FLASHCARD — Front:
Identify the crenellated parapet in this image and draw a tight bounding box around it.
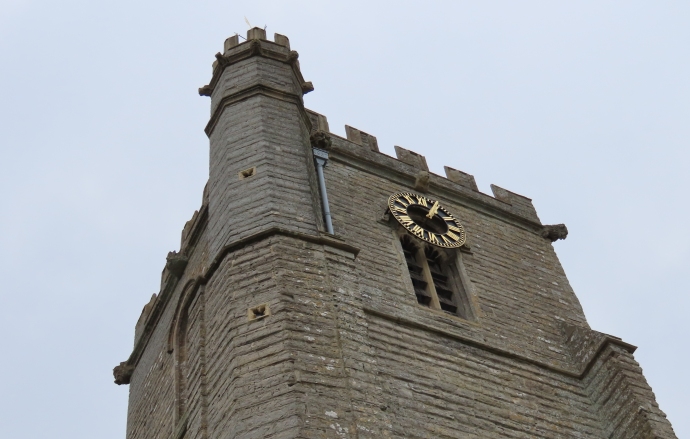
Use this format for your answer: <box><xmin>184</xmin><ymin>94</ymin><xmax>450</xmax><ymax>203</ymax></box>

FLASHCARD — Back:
<box><xmin>199</xmin><ymin>28</ymin><xmax>313</xmax><ymax>99</ymax></box>
<box><xmin>302</xmin><ymin>109</ymin><xmax>556</xmax><ymax>233</ymax></box>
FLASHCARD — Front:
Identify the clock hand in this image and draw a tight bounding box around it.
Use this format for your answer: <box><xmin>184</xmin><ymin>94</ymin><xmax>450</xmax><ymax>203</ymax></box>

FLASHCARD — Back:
<box><xmin>426</xmin><ymin>201</ymin><xmax>440</xmax><ymax>219</ymax></box>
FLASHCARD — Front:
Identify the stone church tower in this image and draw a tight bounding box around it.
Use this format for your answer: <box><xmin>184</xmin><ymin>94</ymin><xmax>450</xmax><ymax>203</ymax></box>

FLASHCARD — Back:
<box><xmin>114</xmin><ymin>29</ymin><xmax>677</xmax><ymax>439</ymax></box>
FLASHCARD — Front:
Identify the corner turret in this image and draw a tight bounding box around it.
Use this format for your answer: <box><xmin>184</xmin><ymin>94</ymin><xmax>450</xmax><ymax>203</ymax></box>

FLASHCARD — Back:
<box><xmin>198</xmin><ymin>29</ymin><xmax>325</xmax><ymax>257</ymax></box>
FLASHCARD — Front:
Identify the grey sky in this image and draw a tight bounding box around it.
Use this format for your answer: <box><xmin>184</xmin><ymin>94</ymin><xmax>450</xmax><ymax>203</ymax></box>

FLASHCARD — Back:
<box><xmin>1</xmin><ymin>1</ymin><xmax>687</xmax><ymax>437</ymax></box>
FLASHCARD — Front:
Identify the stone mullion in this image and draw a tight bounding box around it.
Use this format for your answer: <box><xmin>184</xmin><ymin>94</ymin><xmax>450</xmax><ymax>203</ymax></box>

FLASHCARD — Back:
<box><xmin>415</xmin><ymin>245</ymin><xmax>441</xmax><ymax>311</ymax></box>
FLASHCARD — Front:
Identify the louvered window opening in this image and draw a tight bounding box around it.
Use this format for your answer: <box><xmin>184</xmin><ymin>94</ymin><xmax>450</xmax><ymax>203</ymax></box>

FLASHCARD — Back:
<box><xmin>401</xmin><ymin>236</ymin><xmax>460</xmax><ymax>316</ymax></box>
<box><xmin>426</xmin><ymin>248</ymin><xmax>458</xmax><ymax>314</ymax></box>
<box><xmin>402</xmin><ymin>244</ymin><xmax>431</xmax><ymax>306</ymax></box>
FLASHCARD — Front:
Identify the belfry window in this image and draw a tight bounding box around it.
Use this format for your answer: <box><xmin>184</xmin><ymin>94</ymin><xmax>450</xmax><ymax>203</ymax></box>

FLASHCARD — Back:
<box><xmin>400</xmin><ymin>234</ymin><xmax>469</xmax><ymax>318</ymax></box>
<box><xmin>401</xmin><ymin>237</ymin><xmax>432</xmax><ymax>306</ymax></box>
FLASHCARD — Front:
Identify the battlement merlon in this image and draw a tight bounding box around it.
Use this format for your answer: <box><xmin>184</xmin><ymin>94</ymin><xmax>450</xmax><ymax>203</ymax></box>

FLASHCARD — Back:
<box><xmin>345</xmin><ymin>125</ymin><xmax>379</xmax><ymax>152</ymax></box>
<box><xmin>490</xmin><ymin>184</ymin><xmax>541</xmax><ymax>223</ymax></box>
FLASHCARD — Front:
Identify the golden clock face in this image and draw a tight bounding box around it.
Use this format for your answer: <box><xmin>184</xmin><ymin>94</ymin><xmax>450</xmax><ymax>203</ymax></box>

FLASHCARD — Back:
<box><xmin>388</xmin><ymin>192</ymin><xmax>466</xmax><ymax>248</ymax></box>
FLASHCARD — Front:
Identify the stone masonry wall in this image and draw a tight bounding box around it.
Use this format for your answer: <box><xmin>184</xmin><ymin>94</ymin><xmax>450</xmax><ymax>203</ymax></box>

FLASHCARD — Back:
<box><xmin>118</xmin><ymin>30</ymin><xmax>676</xmax><ymax>439</ymax></box>
<box><xmin>314</xmin><ymin>126</ymin><xmax>676</xmax><ymax>438</ymax></box>
<box><xmin>324</xmin><ymin>136</ymin><xmax>586</xmax><ymax>367</ymax></box>
<box><xmin>125</xmin><ymin>215</ymin><xmax>209</xmax><ymax>438</ymax></box>
<box><xmin>207</xmin><ymin>94</ymin><xmax>320</xmax><ymax>257</ymax></box>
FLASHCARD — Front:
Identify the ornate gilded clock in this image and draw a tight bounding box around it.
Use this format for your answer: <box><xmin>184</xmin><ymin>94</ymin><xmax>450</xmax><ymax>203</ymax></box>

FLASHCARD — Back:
<box><xmin>388</xmin><ymin>192</ymin><xmax>466</xmax><ymax>248</ymax></box>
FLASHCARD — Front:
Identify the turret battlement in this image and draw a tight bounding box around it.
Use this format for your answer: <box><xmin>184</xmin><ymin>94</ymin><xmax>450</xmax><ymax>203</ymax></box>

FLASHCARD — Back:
<box><xmin>199</xmin><ymin>28</ymin><xmax>313</xmax><ymax>101</ymax></box>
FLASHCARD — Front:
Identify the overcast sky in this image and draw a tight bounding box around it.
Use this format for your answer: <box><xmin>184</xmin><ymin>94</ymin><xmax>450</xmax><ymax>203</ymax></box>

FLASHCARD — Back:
<box><xmin>1</xmin><ymin>1</ymin><xmax>688</xmax><ymax>437</ymax></box>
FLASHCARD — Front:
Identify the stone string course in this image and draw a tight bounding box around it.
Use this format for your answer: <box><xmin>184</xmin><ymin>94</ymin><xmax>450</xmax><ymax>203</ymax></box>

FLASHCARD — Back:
<box><xmin>116</xmin><ymin>28</ymin><xmax>677</xmax><ymax>439</ymax></box>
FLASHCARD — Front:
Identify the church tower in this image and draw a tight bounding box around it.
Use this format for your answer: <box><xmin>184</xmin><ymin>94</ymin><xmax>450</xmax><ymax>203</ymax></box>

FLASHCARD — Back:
<box><xmin>114</xmin><ymin>29</ymin><xmax>677</xmax><ymax>439</ymax></box>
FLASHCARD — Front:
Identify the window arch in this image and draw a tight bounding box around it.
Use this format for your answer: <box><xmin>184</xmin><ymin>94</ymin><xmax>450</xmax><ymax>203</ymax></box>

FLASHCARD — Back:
<box><xmin>168</xmin><ymin>281</ymin><xmax>208</xmax><ymax>433</ymax></box>
<box><xmin>399</xmin><ymin>233</ymin><xmax>473</xmax><ymax>319</ymax></box>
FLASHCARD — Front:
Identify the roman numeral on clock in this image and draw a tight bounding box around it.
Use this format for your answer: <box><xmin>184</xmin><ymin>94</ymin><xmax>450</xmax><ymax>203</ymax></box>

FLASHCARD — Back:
<box><xmin>398</xmin><ymin>215</ymin><xmax>414</xmax><ymax>225</ymax></box>
<box><xmin>410</xmin><ymin>224</ymin><xmax>424</xmax><ymax>237</ymax></box>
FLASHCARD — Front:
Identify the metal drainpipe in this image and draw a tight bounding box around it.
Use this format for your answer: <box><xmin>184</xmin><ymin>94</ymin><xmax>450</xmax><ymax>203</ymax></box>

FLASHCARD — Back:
<box><xmin>312</xmin><ymin>148</ymin><xmax>334</xmax><ymax>234</ymax></box>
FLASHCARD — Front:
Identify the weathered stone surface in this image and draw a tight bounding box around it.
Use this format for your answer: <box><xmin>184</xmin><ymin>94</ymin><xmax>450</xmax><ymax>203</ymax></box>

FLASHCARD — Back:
<box><xmin>542</xmin><ymin>223</ymin><xmax>569</xmax><ymax>241</ymax></box>
<box><xmin>113</xmin><ymin>362</ymin><xmax>134</xmax><ymax>385</ymax></box>
<box><xmin>246</xmin><ymin>27</ymin><xmax>266</xmax><ymax>41</ymax></box>
<box><xmin>394</xmin><ymin>145</ymin><xmax>429</xmax><ymax>171</ymax></box>
<box><xmin>345</xmin><ymin>125</ymin><xmax>379</xmax><ymax>152</ymax></box>
<box><xmin>413</xmin><ymin>170</ymin><xmax>430</xmax><ymax>192</ymax></box>
<box><xmin>444</xmin><ymin>165</ymin><xmax>479</xmax><ymax>191</ymax></box>
<box><xmin>165</xmin><ymin>251</ymin><xmax>188</xmax><ymax>277</ymax></box>
<box><xmin>223</xmin><ymin>35</ymin><xmax>239</xmax><ymax>54</ymax></box>
<box><xmin>309</xmin><ymin>130</ymin><xmax>331</xmax><ymax>150</ymax></box>
<box><xmin>491</xmin><ymin>184</ymin><xmax>541</xmax><ymax>223</ymax></box>
<box><xmin>306</xmin><ymin>109</ymin><xmax>329</xmax><ymax>133</ymax></box>
<box><xmin>117</xmin><ymin>30</ymin><xmax>677</xmax><ymax>439</ymax></box>
<box><xmin>133</xmin><ymin>294</ymin><xmax>157</xmax><ymax>346</ymax></box>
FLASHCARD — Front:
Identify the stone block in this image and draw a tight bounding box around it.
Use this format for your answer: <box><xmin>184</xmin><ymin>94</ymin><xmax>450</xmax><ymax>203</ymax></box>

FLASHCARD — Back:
<box><xmin>444</xmin><ymin>166</ymin><xmax>478</xmax><ymax>191</ymax></box>
<box><xmin>223</xmin><ymin>35</ymin><xmax>239</xmax><ymax>53</ymax></box>
<box><xmin>490</xmin><ymin>184</ymin><xmax>540</xmax><ymax>223</ymax></box>
<box><xmin>345</xmin><ymin>125</ymin><xmax>379</xmax><ymax>152</ymax></box>
<box><xmin>274</xmin><ymin>33</ymin><xmax>290</xmax><ymax>49</ymax></box>
<box><xmin>247</xmin><ymin>27</ymin><xmax>266</xmax><ymax>40</ymax></box>
<box><xmin>306</xmin><ymin>109</ymin><xmax>329</xmax><ymax>132</ymax></box>
<box><xmin>394</xmin><ymin>145</ymin><xmax>429</xmax><ymax>171</ymax></box>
